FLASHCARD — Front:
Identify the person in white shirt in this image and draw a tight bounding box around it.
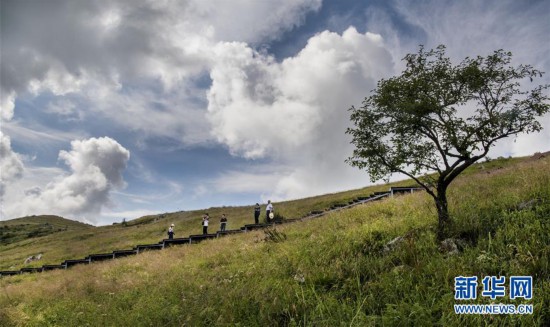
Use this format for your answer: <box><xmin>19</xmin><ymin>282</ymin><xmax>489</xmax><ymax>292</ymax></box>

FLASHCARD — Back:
<box><xmin>167</xmin><ymin>224</ymin><xmax>175</xmax><ymax>239</ymax></box>
<box><xmin>202</xmin><ymin>214</ymin><xmax>210</xmax><ymax>235</ymax></box>
<box><xmin>266</xmin><ymin>200</ymin><xmax>274</xmax><ymax>223</ymax></box>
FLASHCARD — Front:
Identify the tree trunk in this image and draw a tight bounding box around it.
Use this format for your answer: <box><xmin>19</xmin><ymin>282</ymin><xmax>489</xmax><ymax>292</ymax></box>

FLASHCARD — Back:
<box><xmin>435</xmin><ymin>186</ymin><xmax>450</xmax><ymax>241</ymax></box>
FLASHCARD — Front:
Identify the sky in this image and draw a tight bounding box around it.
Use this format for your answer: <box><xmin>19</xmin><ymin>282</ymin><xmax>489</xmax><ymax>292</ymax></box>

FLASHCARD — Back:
<box><xmin>1</xmin><ymin>0</ymin><xmax>549</xmax><ymax>225</ymax></box>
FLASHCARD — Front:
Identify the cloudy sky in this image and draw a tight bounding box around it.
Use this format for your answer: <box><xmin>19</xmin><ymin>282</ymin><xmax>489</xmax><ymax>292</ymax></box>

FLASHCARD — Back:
<box><xmin>1</xmin><ymin>0</ymin><xmax>549</xmax><ymax>225</ymax></box>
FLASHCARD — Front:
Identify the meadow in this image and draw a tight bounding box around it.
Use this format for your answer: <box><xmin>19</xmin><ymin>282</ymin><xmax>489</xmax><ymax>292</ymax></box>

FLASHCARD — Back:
<box><xmin>0</xmin><ymin>180</ymin><xmax>402</xmax><ymax>271</ymax></box>
<box><xmin>0</xmin><ymin>215</ymin><xmax>93</xmax><ymax>246</ymax></box>
<box><xmin>0</xmin><ymin>154</ymin><xmax>548</xmax><ymax>326</ymax></box>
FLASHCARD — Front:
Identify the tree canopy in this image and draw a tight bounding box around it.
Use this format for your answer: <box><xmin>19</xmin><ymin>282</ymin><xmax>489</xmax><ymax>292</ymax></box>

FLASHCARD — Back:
<box><xmin>347</xmin><ymin>45</ymin><xmax>549</xmax><ymax>239</ymax></box>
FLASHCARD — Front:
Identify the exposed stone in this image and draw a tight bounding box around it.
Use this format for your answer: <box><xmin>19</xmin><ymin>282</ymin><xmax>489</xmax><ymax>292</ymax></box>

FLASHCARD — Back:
<box><xmin>293</xmin><ymin>273</ymin><xmax>305</xmax><ymax>283</ymax></box>
<box><xmin>23</xmin><ymin>253</ymin><xmax>43</xmax><ymax>264</ymax></box>
<box><xmin>516</xmin><ymin>198</ymin><xmax>541</xmax><ymax>211</ymax></box>
<box><xmin>439</xmin><ymin>238</ymin><xmax>459</xmax><ymax>256</ymax></box>
<box><xmin>383</xmin><ymin>236</ymin><xmax>404</xmax><ymax>253</ymax></box>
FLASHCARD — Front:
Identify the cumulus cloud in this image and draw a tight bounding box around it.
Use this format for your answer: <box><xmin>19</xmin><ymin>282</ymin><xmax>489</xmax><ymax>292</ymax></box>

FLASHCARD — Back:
<box><xmin>2</xmin><ymin>137</ymin><xmax>130</xmax><ymax>223</ymax></box>
<box><xmin>0</xmin><ymin>131</ymin><xmax>24</xmax><ymax>199</ymax></box>
<box><xmin>2</xmin><ymin>0</ymin><xmax>548</xmax><ymax>218</ymax></box>
<box><xmin>190</xmin><ymin>0</ymin><xmax>321</xmax><ymax>44</ymax></box>
<box><xmin>207</xmin><ymin>27</ymin><xmax>395</xmax><ymax>199</ymax></box>
<box><xmin>0</xmin><ymin>0</ymin><xmax>324</xmax><ymax>156</ymax></box>
<box><xmin>0</xmin><ymin>0</ymin><xmax>322</xmax><ymax>221</ymax></box>
<box><xmin>0</xmin><ymin>91</ymin><xmax>16</xmax><ymax>121</ymax></box>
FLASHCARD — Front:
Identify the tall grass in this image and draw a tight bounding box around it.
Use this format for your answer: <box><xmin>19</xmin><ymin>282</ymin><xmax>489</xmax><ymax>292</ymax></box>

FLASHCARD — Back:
<box><xmin>1</xmin><ymin>156</ymin><xmax>548</xmax><ymax>326</ymax></box>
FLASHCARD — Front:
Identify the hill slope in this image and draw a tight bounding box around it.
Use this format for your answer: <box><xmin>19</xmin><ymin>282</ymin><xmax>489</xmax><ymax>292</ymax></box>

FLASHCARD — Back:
<box><xmin>0</xmin><ymin>156</ymin><xmax>527</xmax><ymax>272</ymax></box>
<box><xmin>0</xmin><ymin>180</ymin><xmax>410</xmax><ymax>271</ymax></box>
<box><xmin>0</xmin><ymin>155</ymin><xmax>549</xmax><ymax>326</ymax></box>
<box><xmin>0</xmin><ymin>215</ymin><xmax>93</xmax><ymax>246</ymax></box>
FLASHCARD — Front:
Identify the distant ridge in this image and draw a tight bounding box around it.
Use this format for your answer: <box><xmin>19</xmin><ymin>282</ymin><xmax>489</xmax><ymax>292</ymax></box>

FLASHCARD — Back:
<box><xmin>0</xmin><ymin>215</ymin><xmax>93</xmax><ymax>245</ymax></box>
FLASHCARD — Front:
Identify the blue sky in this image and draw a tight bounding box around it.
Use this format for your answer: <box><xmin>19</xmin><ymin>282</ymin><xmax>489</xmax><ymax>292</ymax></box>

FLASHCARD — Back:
<box><xmin>1</xmin><ymin>0</ymin><xmax>549</xmax><ymax>225</ymax></box>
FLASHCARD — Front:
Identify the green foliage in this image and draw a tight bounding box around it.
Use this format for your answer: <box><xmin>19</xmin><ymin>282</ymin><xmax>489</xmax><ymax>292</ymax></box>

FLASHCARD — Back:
<box><xmin>347</xmin><ymin>45</ymin><xmax>549</xmax><ymax>183</ymax></box>
<box><xmin>347</xmin><ymin>45</ymin><xmax>550</xmax><ymax>239</ymax></box>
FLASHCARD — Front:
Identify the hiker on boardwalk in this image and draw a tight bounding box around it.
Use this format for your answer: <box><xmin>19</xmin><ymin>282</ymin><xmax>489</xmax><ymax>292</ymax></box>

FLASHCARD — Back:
<box><xmin>220</xmin><ymin>214</ymin><xmax>227</xmax><ymax>232</ymax></box>
<box><xmin>202</xmin><ymin>213</ymin><xmax>210</xmax><ymax>235</ymax></box>
<box><xmin>266</xmin><ymin>200</ymin><xmax>274</xmax><ymax>223</ymax></box>
<box><xmin>167</xmin><ymin>224</ymin><xmax>175</xmax><ymax>239</ymax></box>
<box><xmin>254</xmin><ymin>203</ymin><xmax>261</xmax><ymax>224</ymax></box>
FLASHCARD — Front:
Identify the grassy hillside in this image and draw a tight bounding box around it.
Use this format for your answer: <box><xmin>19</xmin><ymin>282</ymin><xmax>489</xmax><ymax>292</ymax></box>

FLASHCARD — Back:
<box><xmin>0</xmin><ymin>154</ymin><xmax>549</xmax><ymax>326</ymax></box>
<box><xmin>0</xmin><ymin>215</ymin><xmax>93</xmax><ymax>246</ymax></box>
<box><xmin>0</xmin><ymin>179</ymin><xmax>413</xmax><ymax>271</ymax></box>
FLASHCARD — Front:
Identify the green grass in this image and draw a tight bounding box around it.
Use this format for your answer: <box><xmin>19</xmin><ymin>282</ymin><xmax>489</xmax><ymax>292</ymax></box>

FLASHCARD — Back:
<box><xmin>0</xmin><ymin>175</ymin><xmax>418</xmax><ymax>271</ymax></box>
<box><xmin>0</xmin><ymin>155</ymin><xmax>548</xmax><ymax>326</ymax></box>
<box><xmin>0</xmin><ymin>215</ymin><xmax>93</xmax><ymax>246</ymax></box>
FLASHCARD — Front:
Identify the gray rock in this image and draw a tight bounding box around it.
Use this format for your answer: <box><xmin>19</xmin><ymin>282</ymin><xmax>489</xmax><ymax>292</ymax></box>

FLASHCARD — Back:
<box><xmin>517</xmin><ymin>198</ymin><xmax>541</xmax><ymax>211</ymax></box>
<box><xmin>440</xmin><ymin>238</ymin><xmax>459</xmax><ymax>256</ymax></box>
<box><xmin>23</xmin><ymin>253</ymin><xmax>43</xmax><ymax>264</ymax></box>
<box><xmin>383</xmin><ymin>236</ymin><xmax>404</xmax><ymax>253</ymax></box>
<box><xmin>24</xmin><ymin>256</ymin><xmax>34</xmax><ymax>264</ymax></box>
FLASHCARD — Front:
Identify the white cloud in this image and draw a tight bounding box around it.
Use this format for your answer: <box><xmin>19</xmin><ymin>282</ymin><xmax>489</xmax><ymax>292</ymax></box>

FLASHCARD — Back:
<box><xmin>207</xmin><ymin>27</ymin><xmax>394</xmax><ymax>200</ymax></box>
<box><xmin>0</xmin><ymin>91</ymin><xmax>16</xmax><ymax>121</ymax></box>
<box><xmin>2</xmin><ymin>0</ymin><xmax>548</xmax><ymax>218</ymax></box>
<box><xmin>46</xmin><ymin>99</ymin><xmax>83</xmax><ymax>121</ymax></box>
<box><xmin>0</xmin><ymin>0</ymin><xmax>323</xmax><ymax>221</ymax></box>
<box><xmin>192</xmin><ymin>0</ymin><xmax>322</xmax><ymax>44</ymax></box>
<box><xmin>114</xmin><ymin>180</ymin><xmax>184</xmax><ymax>205</ymax></box>
<box><xmin>1</xmin><ymin>137</ymin><xmax>130</xmax><ymax>223</ymax></box>
<box><xmin>392</xmin><ymin>0</ymin><xmax>549</xmax><ymax>64</ymax></box>
<box><xmin>1</xmin><ymin>0</ymin><xmax>323</xmax><ymax>152</ymax></box>
<box><xmin>95</xmin><ymin>207</ymin><xmax>162</xmax><ymax>226</ymax></box>
<box><xmin>87</xmin><ymin>83</ymin><xmax>214</xmax><ymax>146</ymax></box>
<box><xmin>0</xmin><ymin>131</ymin><xmax>24</xmax><ymax>200</ymax></box>
<box><xmin>1</xmin><ymin>120</ymin><xmax>87</xmax><ymax>148</ymax></box>
<box><xmin>193</xmin><ymin>185</ymin><xmax>209</xmax><ymax>198</ymax></box>
<box><xmin>212</xmin><ymin>168</ymin><xmax>288</xmax><ymax>194</ymax></box>
<box><xmin>100</xmin><ymin>209</ymin><xmax>159</xmax><ymax>219</ymax></box>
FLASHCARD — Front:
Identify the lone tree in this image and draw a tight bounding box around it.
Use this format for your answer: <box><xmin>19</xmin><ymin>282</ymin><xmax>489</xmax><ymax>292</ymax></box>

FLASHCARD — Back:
<box><xmin>346</xmin><ymin>45</ymin><xmax>549</xmax><ymax>240</ymax></box>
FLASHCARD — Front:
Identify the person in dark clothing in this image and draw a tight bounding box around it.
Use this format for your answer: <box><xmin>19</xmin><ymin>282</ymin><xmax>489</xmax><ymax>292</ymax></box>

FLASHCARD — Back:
<box><xmin>202</xmin><ymin>213</ymin><xmax>209</xmax><ymax>235</ymax></box>
<box><xmin>254</xmin><ymin>203</ymin><xmax>261</xmax><ymax>224</ymax></box>
<box><xmin>220</xmin><ymin>214</ymin><xmax>227</xmax><ymax>232</ymax></box>
<box><xmin>167</xmin><ymin>224</ymin><xmax>175</xmax><ymax>239</ymax></box>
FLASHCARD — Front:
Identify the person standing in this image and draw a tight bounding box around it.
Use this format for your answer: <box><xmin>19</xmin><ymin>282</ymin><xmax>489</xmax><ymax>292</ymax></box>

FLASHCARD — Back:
<box><xmin>202</xmin><ymin>213</ymin><xmax>209</xmax><ymax>235</ymax></box>
<box><xmin>254</xmin><ymin>203</ymin><xmax>261</xmax><ymax>224</ymax></box>
<box><xmin>167</xmin><ymin>224</ymin><xmax>175</xmax><ymax>239</ymax></box>
<box><xmin>266</xmin><ymin>200</ymin><xmax>274</xmax><ymax>223</ymax></box>
<box><xmin>220</xmin><ymin>214</ymin><xmax>227</xmax><ymax>232</ymax></box>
